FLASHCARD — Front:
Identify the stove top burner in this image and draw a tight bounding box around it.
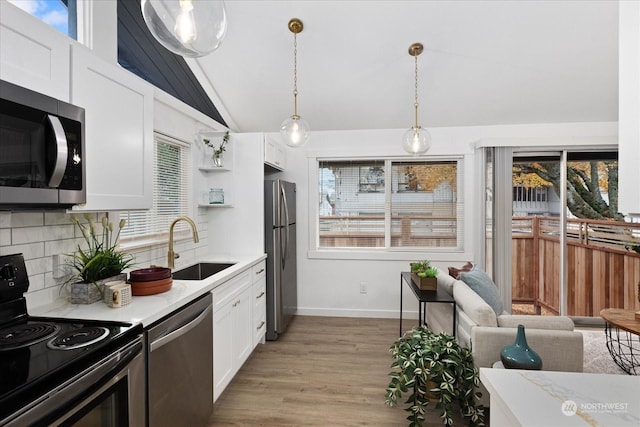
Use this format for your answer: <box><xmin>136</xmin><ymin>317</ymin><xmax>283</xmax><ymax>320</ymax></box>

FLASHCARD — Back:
<box><xmin>47</xmin><ymin>326</ymin><xmax>110</xmax><ymax>350</ymax></box>
<box><xmin>0</xmin><ymin>322</ymin><xmax>59</xmax><ymax>351</ymax></box>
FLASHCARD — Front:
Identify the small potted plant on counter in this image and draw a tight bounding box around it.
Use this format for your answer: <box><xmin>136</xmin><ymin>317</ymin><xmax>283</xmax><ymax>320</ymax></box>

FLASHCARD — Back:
<box><xmin>410</xmin><ymin>260</ymin><xmax>439</xmax><ymax>290</ymax></box>
<box><xmin>65</xmin><ymin>213</ymin><xmax>134</xmax><ymax>304</ymax></box>
<box><xmin>385</xmin><ymin>326</ymin><xmax>485</xmax><ymax>426</ymax></box>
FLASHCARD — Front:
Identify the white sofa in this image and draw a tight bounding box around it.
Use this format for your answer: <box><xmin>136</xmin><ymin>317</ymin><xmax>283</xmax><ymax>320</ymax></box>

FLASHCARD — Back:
<box><xmin>425</xmin><ymin>267</ymin><xmax>584</xmax><ymax>406</ymax></box>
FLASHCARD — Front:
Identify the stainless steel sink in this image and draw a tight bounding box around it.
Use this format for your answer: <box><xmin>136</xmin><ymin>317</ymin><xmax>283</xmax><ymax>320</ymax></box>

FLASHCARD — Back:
<box><xmin>172</xmin><ymin>263</ymin><xmax>235</xmax><ymax>280</ymax></box>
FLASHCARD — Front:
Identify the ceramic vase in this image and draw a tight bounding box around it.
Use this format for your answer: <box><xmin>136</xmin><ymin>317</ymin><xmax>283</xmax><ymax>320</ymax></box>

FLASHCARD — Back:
<box><xmin>500</xmin><ymin>324</ymin><xmax>542</xmax><ymax>370</ymax></box>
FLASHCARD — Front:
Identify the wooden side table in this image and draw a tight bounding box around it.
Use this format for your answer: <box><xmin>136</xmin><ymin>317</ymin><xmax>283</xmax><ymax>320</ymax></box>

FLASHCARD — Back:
<box><xmin>600</xmin><ymin>308</ymin><xmax>640</xmax><ymax>375</ymax></box>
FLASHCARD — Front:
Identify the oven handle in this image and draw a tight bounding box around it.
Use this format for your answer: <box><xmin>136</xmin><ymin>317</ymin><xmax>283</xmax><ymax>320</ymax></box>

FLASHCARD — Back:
<box><xmin>150</xmin><ymin>304</ymin><xmax>212</xmax><ymax>353</ymax></box>
<box><xmin>46</xmin><ymin>114</ymin><xmax>68</xmax><ymax>188</ymax></box>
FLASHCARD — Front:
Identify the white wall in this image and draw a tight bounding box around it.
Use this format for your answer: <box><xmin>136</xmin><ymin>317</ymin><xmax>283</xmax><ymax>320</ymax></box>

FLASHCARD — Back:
<box><xmin>281</xmin><ymin>122</ymin><xmax>617</xmax><ymax>319</ymax></box>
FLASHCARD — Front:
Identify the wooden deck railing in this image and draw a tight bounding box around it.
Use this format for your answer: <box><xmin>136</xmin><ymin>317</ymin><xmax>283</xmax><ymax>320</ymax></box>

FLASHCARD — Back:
<box><xmin>512</xmin><ymin>216</ymin><xmax>640</xmax><ymax>316</ymax></box>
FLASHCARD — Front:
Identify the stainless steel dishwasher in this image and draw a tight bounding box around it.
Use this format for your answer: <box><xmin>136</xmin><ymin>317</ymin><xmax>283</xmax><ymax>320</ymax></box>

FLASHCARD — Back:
<box><xmin>146</xmin><ymin>293</ymin><xmax>213</xmax><ymax>427</ymax></box>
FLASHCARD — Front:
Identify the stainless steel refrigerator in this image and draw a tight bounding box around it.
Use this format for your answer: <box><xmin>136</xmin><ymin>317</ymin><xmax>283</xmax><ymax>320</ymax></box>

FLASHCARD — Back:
<box><xmin>264</xmin><ymin>180</ymin><xmax>297</xmax><ymax>340</ymax></box>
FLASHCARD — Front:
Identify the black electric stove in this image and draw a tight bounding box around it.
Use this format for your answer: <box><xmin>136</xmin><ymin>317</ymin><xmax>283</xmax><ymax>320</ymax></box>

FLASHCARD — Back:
<box><xmin>0</xmin><ymin>253</ymin><xmax>142</xmax><ymax>425</ymax></box>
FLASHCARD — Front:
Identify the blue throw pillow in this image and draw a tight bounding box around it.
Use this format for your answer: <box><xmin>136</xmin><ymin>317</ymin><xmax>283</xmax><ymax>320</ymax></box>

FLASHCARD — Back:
<box><xmin>460</xmin><ymin>266</ymin><xmax>504</xmax><ymax>315</ymax></box>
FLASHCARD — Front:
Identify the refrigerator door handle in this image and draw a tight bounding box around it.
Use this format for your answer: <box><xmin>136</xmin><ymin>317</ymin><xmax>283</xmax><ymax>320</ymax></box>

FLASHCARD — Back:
<box><xmin>280</xmin><ymin>184</ymin><xmax>290</xmax><ymax>269</ymax></box>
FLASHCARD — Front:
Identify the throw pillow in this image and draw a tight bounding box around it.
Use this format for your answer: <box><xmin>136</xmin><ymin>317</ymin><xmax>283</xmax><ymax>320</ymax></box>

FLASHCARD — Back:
<box><xmin>459</xmin><ymin>266</ymin><xmax>504</xmax><ymax>315</ymax></box>
<box><xmin>448</xmin><ymin>262</ymin><xmax>473</xmax><ymax>280</ymax></box>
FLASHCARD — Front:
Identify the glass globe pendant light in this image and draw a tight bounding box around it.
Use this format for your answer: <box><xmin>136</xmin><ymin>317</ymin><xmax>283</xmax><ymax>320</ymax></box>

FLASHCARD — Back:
<box><xmin>402</xmin><ymin>42</ymin><xmax>431</xmax><ymax>155</ymax></box>
<box><xmin>280</xmin><ymin>18</ymin><xmax>310</xmax><ymax>147</ymax></box>
<box><xmin>141</xmin><ymin>0</ymin><xmax>227</xmax><ymax>58</ymax></box>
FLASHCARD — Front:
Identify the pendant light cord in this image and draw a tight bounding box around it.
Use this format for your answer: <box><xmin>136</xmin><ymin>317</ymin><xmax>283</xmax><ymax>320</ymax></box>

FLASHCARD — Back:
<box><xmin>413</xmin><ymin>52</ymin><xmax>419</xmax><ymax>129</ymax></box>
<box><xmin>292</xmin><ymin>31</ymin><xmax>299</xmax><ymax>118</ymax></box>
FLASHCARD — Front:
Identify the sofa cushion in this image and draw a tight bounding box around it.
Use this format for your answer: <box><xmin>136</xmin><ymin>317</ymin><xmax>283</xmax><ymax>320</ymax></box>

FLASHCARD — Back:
<box><xmin>453</xmin><ymin>280</ymin><xmax>498</xmax><ymax>327</ymax></box>
<box><xmin>498</xmin><ymin>315</ymin><xmax>575</xmax><ymax>331</ymax></box>
<box><xmin>448</xmin><ymin>262</ymin><xmax>473</xmax><ymax>280</ymax></box>
<box><xmin>436</xmin><ymin>269</ymin><xmax>457</xmax><ymax>296</ymax></box>
<box><xmin>459</xmin><ymin>266</ymin><xmax>504</xmax><ymax>315</ymax></box>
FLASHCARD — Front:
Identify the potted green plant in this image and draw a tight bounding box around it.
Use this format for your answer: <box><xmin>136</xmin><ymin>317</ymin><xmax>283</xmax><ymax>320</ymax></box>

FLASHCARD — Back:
<box><xmin>385</xmin><ymin>326</ymin><xmax>485</xmax><ymax>426</ymax></box>
<box><xmin>202</xmin><ymin>130</ymin><xmax>230</xmax><ymax>167</ymax></box>
<box><xmin>410</xmin><ymin>260</ymin><xmax>439</xmax><ymax>290</ymax></box>
<box><xmin>65</xmin><ymin>213</ymin><xmax>134</xmax><ymax>304</ymax></box>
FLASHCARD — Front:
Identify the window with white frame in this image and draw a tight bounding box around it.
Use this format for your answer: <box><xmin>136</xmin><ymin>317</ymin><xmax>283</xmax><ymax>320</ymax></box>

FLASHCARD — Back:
<box><xmin>120</xmin><ymin>133</ymin><xmax>191</xmax><ymax>244</ymax></box>
<box><xmin>317</xmin><ymin>159</ymin><xmax>463</xmax><ymax>250</ymax></box>
<box><xmin>8</xmin><ymin>0</ymin><xmax>77</xmax><ymax>38</ymax></box>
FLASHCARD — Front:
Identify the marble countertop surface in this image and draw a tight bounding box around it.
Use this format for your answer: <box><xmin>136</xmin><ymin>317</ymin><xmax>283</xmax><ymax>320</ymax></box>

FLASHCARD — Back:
<box><xmin>30</xmin><ymin>254</ymin><xmax>267</xmax><ymax>327</ymax></box>
<box><xmin>480</xmin><ymin>368</ymin><xmax>640</xmax><ymax>426</ymax></box>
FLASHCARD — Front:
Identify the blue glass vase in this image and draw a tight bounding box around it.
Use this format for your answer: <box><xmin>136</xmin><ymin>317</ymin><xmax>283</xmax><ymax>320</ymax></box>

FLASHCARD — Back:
<box><xmin>500</xmin><ymin>324</ymin><xmax>542</xmax><ymax>370</ymax></box>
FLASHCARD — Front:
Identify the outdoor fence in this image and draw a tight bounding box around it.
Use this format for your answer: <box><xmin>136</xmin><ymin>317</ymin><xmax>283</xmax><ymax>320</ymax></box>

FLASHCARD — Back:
<box><xmin>512</xmin><ymin>216</ymin><xmax>640</xmax><ymax>316</ymax></box>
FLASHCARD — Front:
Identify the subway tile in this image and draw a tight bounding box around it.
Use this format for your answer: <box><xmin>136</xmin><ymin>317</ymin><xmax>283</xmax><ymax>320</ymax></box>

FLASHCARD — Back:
<box><xmin>0</xmin><ymin>242</ymin><xmax>44</xmax><ymax>259</ymax></box>
<box><xmin>0</xmin><ymin>212</ymin><xmax>11</xmax><ymax>229</ymax></box>
<box><xmin>11</xmin><ymin>212</ymin><xmax>45</xmax><ymax>227</ymax></box>
<box><xmin>0</xmin><ymin>229</ymin><xmax>10</xmax><ymax>246</ymax></box>
<box><xmin>25</xmin><ymin>257</ymin><xmax>49</xmax><ymax>276</ymax></box>
<box><xmin>44</xmin><ymin>238</ymin><xmax>81</xmax><ymax>257</ymax></box>
<box><xmin>44</xmin><ymin>212</ymin><xmax>74</xmax><ymax>226</ymax></box>
<box><xmin>12</xmin><ymin>227</ymin><xmax>46</xmax><ymax>245</ymax></box>
<box><xmin>27</xmin><ymin>273</ymin><xmax>45</xmax><ymax>292</ymax></box>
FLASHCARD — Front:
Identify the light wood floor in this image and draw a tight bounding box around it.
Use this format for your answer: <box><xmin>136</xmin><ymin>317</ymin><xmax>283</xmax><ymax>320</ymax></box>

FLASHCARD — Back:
<box><xmin>208</xmin><ymin>316</ymin><xmax>469</xmax><ymax>426</ymax></box>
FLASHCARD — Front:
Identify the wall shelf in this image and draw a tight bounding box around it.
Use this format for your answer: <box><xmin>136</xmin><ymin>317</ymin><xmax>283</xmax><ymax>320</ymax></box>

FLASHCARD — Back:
<box><xmin>198</xmin><ymin>203</ymin><xmax>233</xmax><ymax>208</ymax></box>
<box><xmin>199</xmin><ymin>166</ymin><xmax>232</xmax><ymax>173</ymax></box>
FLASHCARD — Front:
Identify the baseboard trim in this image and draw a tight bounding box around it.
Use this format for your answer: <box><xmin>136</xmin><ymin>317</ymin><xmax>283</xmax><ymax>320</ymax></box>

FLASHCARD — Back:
<box><xmin>295</xmin><ymin>307</ymin><xmax>419</xmax><ymax>319</ymax></box>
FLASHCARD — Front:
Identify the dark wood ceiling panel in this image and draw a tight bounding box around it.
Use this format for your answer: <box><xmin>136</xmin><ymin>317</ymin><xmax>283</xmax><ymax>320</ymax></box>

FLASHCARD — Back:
<box><xmin>117</xmin><ymin>0</ymin><xmax>227</xmax><ymax>127</ymax></box>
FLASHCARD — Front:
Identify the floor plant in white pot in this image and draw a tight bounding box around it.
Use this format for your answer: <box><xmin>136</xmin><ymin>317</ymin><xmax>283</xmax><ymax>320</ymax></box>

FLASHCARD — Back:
<box><xmin>385</xmin><ymin>326</ymin><xmax>485</xmax><ymax>426</ymax></box>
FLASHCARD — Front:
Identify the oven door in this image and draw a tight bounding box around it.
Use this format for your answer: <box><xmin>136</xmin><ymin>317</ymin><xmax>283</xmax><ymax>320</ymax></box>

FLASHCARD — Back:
<box><xmin>4</xmin><ymin>338</ymin><xmax>145</xmax><ymax>427</ymax></box>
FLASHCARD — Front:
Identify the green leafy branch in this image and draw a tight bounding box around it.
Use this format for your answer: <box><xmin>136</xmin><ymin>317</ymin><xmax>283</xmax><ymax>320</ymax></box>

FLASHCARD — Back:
<box><xmin>203</xmin><ymin>130</ymin><xmax>230</xmax><ymax>157</ymax></box>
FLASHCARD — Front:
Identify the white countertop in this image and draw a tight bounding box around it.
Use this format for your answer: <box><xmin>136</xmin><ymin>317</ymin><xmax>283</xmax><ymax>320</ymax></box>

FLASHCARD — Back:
<box><xmin>480</xmin><ymin>368</ymin><xmax>640</xmax><ymax>426</ymax></box>
<box><xmin>30</xmin><ymin>254</ymin><xmax>267</xmax><ymax>327</ymax></box>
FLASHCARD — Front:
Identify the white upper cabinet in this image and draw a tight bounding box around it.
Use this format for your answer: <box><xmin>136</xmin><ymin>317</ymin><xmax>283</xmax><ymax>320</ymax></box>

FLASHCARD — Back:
<box><xmin>70</xmin><ymin>45</ymin><xmax>154</xmax><ymax>211</ymax></box>
<box><xmin>264</xmin><ymin>135</ymin><xmax>286</xmax><ymax>171</ymax></box>
<box><xmin>618</xmin><ymin>1</ymin><xmax>640</xmax><ymax>215</ymax></box>
<box><xmin>0</xmin><ymin>2</ymin><xmax>70</xmax><ymax>101</ymax></box>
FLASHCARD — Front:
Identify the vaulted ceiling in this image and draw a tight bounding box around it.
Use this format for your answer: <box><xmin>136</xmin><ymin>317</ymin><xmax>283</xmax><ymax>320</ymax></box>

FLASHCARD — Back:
<box><xmin>191</xmin><ymin>0</ymin><xmax>619</xmax><ymax>133</ymax></box>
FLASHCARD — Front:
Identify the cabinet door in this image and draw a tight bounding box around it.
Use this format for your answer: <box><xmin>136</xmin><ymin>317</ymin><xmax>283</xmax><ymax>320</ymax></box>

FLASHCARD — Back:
<box><xmin>213</xmin><ymin>302</ymin><xmax>233</xmax><ymax>402</ymax></box>
<box><xmin>232</xmin><ymin>286</ymin><xmax>253</xmax><ymax>369</ymax></box>
<box><xmin>70</xmin><ymin>45</ymin><xmax>153</xmax><ymax>211</ymax></box>
<box><xmin>0</xmin><ymin>2</ymin><xmax>70</xmax><ymax>101</ymax></box>
<box><xmin>264</xmin><ymin>136</ymin><xmax>285</xmax><ymax>171</ymax></box>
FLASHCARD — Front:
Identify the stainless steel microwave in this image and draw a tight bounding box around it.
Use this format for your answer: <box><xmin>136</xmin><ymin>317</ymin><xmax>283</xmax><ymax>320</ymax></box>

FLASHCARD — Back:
<box><xmin>0</xmin><ymin>80</ymin><xmax>85</xmax><ymax>208</ymax></box>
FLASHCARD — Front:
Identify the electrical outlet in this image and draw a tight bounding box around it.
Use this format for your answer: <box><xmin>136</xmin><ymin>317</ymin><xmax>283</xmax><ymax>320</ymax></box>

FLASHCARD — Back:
<box><xmin>52</xmin><ymin>254</ymin><xmax>73</xmax><ymax>279</ymax></box>
<box><xmin>359</xmin><ymin>282</ymin><xmax>367</xmax><ymax>294</ymax></box>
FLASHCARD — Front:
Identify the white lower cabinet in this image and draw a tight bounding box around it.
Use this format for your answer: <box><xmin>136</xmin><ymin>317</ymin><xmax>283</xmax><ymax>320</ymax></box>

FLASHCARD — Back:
<box><xmin>212</xmin><ymin>268</ymin><xmax>255</xmax><ymax>402</ymax></box>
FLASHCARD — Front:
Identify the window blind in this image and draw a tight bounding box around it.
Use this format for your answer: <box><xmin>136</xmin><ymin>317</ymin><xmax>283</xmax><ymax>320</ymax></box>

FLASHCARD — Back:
<box><xmin>120</xmin><ymin>133</ymin><xmax>191</xmax><ymax>241</ymax></box>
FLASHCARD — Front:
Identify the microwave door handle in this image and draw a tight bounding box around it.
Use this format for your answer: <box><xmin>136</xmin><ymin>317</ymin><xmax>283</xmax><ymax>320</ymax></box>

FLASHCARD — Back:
<box><xmin>47</xmin><ymin>114</ymin><xmax>68</xmax><ymax>188</ymax></box>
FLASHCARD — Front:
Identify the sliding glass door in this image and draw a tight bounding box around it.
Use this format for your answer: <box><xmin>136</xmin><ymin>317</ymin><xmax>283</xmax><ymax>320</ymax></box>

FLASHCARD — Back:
<box><xmin>486</xmin><ymin>147</ymin><xmax>640</xmax><ymax>321</ymax></box>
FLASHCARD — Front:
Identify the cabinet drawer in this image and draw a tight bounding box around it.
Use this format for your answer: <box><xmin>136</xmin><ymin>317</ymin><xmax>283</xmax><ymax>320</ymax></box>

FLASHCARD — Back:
<box><xmin>253</xmin><ymin>281</ymin><xmax>266</xmax><ymax>308</ymax></box>
<box><xmin>252</xmin><ymin>261</ymin><xmax>266</xmax><ymax>281</ymax></box>
<box><xmin>212</xmin><ymin>271</ymin><xmax>251</xmax><ymax>312</ymax></box>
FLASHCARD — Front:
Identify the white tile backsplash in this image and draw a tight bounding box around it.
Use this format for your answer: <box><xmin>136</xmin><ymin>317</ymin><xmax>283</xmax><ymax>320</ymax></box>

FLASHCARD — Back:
<box><xmin>1</xmin><ymin>211</ymin><xmax>209</xmax><ymax>309</ymax></box>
